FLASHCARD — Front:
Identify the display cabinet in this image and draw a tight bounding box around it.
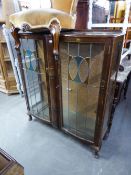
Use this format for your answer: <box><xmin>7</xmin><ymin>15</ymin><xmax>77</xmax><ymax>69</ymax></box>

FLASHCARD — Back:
<box><xmin>59</xmin><ymin>31</ymin><xmax>124</xmax><ymax>156</ymax></box>
<box><xmin>12</xmin><ymin>29</ymin><xmax>123</xmax><ymax>156</ymax></box>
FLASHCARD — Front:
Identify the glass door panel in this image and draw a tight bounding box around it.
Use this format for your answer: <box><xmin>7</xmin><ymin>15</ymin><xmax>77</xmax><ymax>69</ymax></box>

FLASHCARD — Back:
<box><xmin>21</xmin><ymin>39</ymin><xmax>50</xmax><ymax>121</ymax></box>
<box><xmin>60</xmin><ymin>42</ymin><xmax>105</xmax><ymax>140</ymax></box>
<box><xmin>102</xmin><ymin>41</ymin><xmax>123</xmax><ymax>136</ymax></box>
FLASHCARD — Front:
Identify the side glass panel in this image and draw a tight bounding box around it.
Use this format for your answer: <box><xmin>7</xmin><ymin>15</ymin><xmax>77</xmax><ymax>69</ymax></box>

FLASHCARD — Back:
<box><xmin>60</xmin><ymin>42</ymin><xmax>105</xmax><ymax>140</ymax></box>
<box><xmin>20</xmin><ymin>39</ymin><xmax>49</xmax><ymax>121</ymax></box>
<box><xmin>102</xmin><ymin>40</ymin><xmax>123</xmax><ymax>135</ymax></box>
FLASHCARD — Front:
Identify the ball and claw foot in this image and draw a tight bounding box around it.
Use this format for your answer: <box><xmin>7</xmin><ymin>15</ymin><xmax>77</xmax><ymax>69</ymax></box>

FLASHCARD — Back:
<box><xmin>28</xmin><ymin>115</ymin><xmax>32</xmax><ymax>121</ymax></box>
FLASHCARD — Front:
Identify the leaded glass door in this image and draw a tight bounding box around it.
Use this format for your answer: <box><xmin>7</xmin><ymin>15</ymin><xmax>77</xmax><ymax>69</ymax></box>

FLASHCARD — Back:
<box><xmin>20</xmin><ymin>39</ymin><xmax>50</xmax><ymax>122</ymax></box>
<box><xmin>60</xmin><ymin>41</ymin><xmax>105</xmax><ymax>141</ymax></box>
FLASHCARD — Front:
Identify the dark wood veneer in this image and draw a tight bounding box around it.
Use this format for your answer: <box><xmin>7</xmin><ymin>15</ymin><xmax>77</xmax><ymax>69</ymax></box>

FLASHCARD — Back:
<box><xmin>12</xmin><ymin>29</ymin><xmax>124</xmax><ymax>157</ymax></box>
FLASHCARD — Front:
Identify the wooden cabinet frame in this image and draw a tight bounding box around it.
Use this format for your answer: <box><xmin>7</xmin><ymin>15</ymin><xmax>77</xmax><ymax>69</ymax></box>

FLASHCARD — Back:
<box><xmin>12</xmin><ymin>29</ymin><xmax>60</xmax><ymax>127</ymax></box>
<box><xmin>59</xmin><ymin>32</ymin><xmax>123</xmax><ymax>156</ymax></box>
<box><xmin>12</xmin><ymin>28</ymin><xmax>124</xmax><ymax>157</ymax></box>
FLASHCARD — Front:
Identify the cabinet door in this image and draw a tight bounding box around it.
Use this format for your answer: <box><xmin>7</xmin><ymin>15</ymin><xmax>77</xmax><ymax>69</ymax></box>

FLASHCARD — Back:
<box><xmin>59</xmin><ymin>41</ymin><xmax>105</xmax><ymax>141</ymax></box>
<box><xmin>20</xmin><ymin>38</ymin><xmax>51</xmax><ymax>123</ymax></box>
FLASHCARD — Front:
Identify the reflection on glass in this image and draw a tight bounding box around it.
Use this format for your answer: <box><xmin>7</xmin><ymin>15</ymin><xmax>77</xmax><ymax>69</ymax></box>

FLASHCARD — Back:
<box><xmin>92</xmin><ymin>0</ymin><xmax>127</xmax><ymax>24</ymax></box>
<box><xmin>21</xmin><ymin>39</ymin><xmax>49</xmax><ymax>121</ymax></box>
<box><xmin>60</xmin><ymin>42</ymin><xmax>104</xmax><ymax>140</ymax></box>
